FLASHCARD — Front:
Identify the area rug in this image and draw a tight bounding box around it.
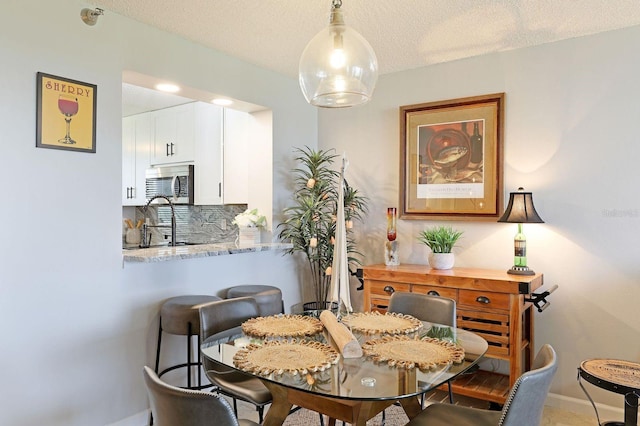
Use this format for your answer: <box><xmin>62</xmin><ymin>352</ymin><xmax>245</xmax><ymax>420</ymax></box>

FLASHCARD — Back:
<box><xmin>280</xmin><ymin>389</ymin><xmax>489</xmax><ymax>426</ymax></box>
<box><xmin>282</xmin><ymin>403</ymin><xmax>408</xmax><ymax>426</ymax></box>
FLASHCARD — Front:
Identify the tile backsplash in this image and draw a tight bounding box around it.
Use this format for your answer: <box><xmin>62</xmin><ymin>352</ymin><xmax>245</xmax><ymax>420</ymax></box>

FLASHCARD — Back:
<box><xmin>130</xmin><ymin>204</ymin><xmax>248</xmax><ymax>245</ymax></box>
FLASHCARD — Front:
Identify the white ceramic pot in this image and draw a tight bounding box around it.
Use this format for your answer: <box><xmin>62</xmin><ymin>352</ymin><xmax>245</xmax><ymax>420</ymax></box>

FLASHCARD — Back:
<box><xmin>429</xmin><ymin>252</ymin><xmax>455</xmax><ymax>270</ymax></box>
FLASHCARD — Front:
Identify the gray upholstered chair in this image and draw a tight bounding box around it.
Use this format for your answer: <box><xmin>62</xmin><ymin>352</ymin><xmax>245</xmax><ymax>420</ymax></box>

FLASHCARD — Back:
<box><xmin>388</xmin><ymin>292</ymin><xmax>457</xmax><ymax>404</ymax></box>
<box><xmin>404</xmin><ymin>344</ymin><xmax>558</xmax><ymax>426</ymax></box>
<box><xmin>143</xmin><ymin>366</ymin><xmax>259</xmax><ymax>426</ymax></box>
<box><xmin>226</xmin><ymin>284</ymin><xmax>284</xmax><ymax>316</ymax></box>
<box><xmin>199</xmin><ymin>297</ymin><xmax>272</xmax><ymax>423</ymax></box>
<box><xmin>388</xmin><ymin>292</ymin><xmax>456</xmax><ymax>328</ymax></box>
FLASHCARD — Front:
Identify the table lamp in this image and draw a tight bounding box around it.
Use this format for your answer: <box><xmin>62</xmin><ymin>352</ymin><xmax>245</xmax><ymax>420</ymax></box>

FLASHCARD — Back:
<box><xmin>498</xmin><ymin>187</ymin><xmax>544</xmax><ymax>275</ymax></box>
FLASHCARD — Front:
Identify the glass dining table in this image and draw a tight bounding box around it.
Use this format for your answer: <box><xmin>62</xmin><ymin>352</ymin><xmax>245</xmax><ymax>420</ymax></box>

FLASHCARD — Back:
<box><xmin>200</xmin><ymin>316</ymin><xmax>488</xmax><ymax>426</ymax></box>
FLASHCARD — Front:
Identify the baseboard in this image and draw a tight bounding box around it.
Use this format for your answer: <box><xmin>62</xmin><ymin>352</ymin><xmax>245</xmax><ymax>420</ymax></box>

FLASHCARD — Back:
<box><xmin>105</xmin><ymin>409</ymin><xmax>149</xmax><ymax>426</ymax></box>
<box><xmin>546</xmin><ymin>392</ymin><xmax>634</xmax><ymax>422</ymax></box>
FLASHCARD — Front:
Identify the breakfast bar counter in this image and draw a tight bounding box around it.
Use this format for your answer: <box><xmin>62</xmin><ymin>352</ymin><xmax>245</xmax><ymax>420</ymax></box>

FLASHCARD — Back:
<box><xmin>122</xmin><ymin>242</ymin><xmax>292</xmax><ymax>263</ymax></box>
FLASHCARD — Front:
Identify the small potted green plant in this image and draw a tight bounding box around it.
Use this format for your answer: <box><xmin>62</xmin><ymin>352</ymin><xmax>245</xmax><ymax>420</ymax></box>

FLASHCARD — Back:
<box><xmin>417</xmin><ymin>225</ymin><xmax>463</xmax><ymax>270</ymax></box>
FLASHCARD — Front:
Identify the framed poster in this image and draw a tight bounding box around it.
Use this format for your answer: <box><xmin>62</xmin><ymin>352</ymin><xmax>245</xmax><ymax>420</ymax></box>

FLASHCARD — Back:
<box><xmin>399</xmin><ymin>93</ymin><xmax>504</xmax><ymax>221</ymax></box>
<box><xmin>36</xmin><ymin>72</ymin><xmax>97</xmax><ymax>153</ymax></box>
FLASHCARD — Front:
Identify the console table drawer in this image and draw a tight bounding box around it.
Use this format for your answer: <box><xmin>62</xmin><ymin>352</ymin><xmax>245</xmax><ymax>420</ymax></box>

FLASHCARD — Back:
<box><xmin>410</xmin><ymin>285</ymin><xmax>458</xmax><ymax>301</ymax></box>
<box><xmin>369</xmin><ymin>281</ymin><xmax>410</xmax><ymax>296</ymax></box>
<box><xmin>459</xmin><ymin>290</ymin><xmax>510</xmax><ymax>311</ymax></box>
<box><xmin>367</xmin><ymin>281</ymin><xmax>410</xmax><ymax>311</ymax></box>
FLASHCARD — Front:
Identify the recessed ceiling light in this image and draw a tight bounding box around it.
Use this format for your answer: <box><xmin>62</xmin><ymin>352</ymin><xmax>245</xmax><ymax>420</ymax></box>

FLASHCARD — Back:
<box><xmin>155</xmin><ymin>83</ymin><xmax>180</xmax><ymax>93</ymax></box>
<box><xmin>212</xmin><ymin>98</ymin><xmax>233</xmax><ymax>106</ymax></box>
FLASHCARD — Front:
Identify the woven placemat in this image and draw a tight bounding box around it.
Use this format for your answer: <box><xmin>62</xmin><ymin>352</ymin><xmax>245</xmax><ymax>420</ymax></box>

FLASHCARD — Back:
<box><xmin>362</xmin><ymin>335</ymin><xmax>465</xmax><ymax>370</ymax></box>
<box><xmin>581</xmin><ymin>359</ymin><xmax>640</xmax><ymax>389</ymax></box>
<box><xmin>341</xmin><ymin>312</ymin><xmax>423</xmax><ymax>335</ymax></box>
<box><xmin>242</xmin><ymin>314</ymin><xmax>324</xmax><ymax>338</ymax></box>
<box><xmin>233</xmin><ymin>339</ymin><xmax>340</xmax><ymax>376</ymax></box>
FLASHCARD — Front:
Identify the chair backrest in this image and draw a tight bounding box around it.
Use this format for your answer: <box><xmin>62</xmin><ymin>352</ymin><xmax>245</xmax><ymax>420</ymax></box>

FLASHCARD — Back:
<box><xmin>199</xmin><ymin>297</ymin><xmax>260</xmax><ymax>371</ymax></box>
<box><xmin>387</xmin><ymin>292</ymin><xmax>456</xmax><ymax>327</ymax></box>
<box><xmin>143</xmin><ymin>366</ymin><xmax>240</xmax><ymax>426</ymax></box>
<box><xmin>499</xmin><ymin>344</ymin><xmax>558</xmax><ymax>426</ymax></box>
<box><xmin>199</xmin><ymin>296</ymin><xmax>260</xmax><ymax>341</ymax></box>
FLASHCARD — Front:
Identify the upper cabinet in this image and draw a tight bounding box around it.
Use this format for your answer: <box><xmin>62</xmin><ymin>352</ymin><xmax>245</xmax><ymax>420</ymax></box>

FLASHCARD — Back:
<box><xmin>193</xmin><ymin>102</ymin><xmax>224</xmax><ymax>205</ymax></box>
<box><xmin>151</xmin><ymin>103</ymin><xmax>196</xmax><ymax>165</ymax></box>
<box><xmin>222</xmin><ymin>108</ymin><xmax>249</xmax><ymax>204</ymax></box>
<box><xmin>122</xmin><ymin>113</ymin><xmax>152</xmax><ymax>206</ymax></box>
<box><xmin>122</xmin><ymin>100</ymin><xmax>251</xmax><ymax>206</ymax></box>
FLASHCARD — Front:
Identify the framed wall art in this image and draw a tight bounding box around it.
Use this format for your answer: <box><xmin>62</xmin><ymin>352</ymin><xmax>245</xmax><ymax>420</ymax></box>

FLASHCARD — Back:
<box><xmin>399</xmin><ymin>93</ymin><xmax>504</xmax><ymax>221</ymax></box>
<box><xmin>36</xmin><ymin>72</ymin><xmax>97</xmax><ymax>153</ymax></box>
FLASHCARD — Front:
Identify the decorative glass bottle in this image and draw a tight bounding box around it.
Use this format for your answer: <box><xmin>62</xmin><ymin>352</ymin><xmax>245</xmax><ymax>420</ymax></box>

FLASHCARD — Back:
<box><xmin>384</xmin><ymin>207</ymin><xmax>400</xmax><ymax>266</ymax></box>
<box><xmin>513</xmin><ymin>223</ymin><xmax>527</xmax><ymax>268</ymax></box>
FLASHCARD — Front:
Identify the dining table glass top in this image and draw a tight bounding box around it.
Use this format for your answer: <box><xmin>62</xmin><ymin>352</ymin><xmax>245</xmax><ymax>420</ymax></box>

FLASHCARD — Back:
<box><xmin>200</xmin><ymin>314</ymin><xmax>488</xmax><ymax>402</ymax></box>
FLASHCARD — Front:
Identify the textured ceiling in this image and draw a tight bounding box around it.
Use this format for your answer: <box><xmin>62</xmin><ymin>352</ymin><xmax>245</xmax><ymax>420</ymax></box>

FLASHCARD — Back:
<box><xmin>88</xmin><ymin>0</ymin><xmax>640</xmax><ymax>77</ymax></box>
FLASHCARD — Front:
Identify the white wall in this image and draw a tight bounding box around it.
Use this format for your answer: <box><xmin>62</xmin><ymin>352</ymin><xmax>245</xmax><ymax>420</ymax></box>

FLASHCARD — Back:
<box><xmin>319</xmin><ymin>26</ymin><xmax>640</xmax><ymax>413</ymax></box>
<box><xmin>0</xmin><ymin>1</ymin><xmax>313</xmax><ymax>425</ymax></box>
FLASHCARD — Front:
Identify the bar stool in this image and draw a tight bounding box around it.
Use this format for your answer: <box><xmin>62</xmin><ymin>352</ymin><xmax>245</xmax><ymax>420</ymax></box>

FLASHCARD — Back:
<box><xmin>226</xmin><ymin>285</ymin><xmax>284</xmax><ymax>316</ymax></box>
<box><xmin>154</xmin><ymin>295</ymin><xmax>221</xmax><ymax>390</ymax></box>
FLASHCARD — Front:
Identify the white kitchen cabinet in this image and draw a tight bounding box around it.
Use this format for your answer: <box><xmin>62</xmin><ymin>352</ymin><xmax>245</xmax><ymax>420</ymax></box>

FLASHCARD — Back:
<box><xmin>193</xmin><ymin>104</ymin><xmax>250</xmax><ymax>205</ymax></box>
<box><xmin>151</xmin><ymin>102</ymin><xmax>196</xmax><ymax>165</ymax></box>
<box><xmin>193</xmin><ymin>103</ymin><xmax>223</xmax><ymax>205</ymax></box>
<box><xmin>122</xmin><ymin>114</ymin><xmax>152</xmax><ymax>205</ymax></box>
<box><xmin>222</xmin><ymin>108</ymin><xmax>249</xmax><ymax>204</ymax></box>
<box><xmin>125</xmin><ymin>101</ymin><xmax>250</xmax><ymax>206</ymax></box>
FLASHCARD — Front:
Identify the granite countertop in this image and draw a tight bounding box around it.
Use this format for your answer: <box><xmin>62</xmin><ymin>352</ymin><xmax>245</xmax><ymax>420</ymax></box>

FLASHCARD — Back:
<box><xmin>122</xmin><ymin>242</ymin><xmax>293</xmax><ymax>263</ymax></box>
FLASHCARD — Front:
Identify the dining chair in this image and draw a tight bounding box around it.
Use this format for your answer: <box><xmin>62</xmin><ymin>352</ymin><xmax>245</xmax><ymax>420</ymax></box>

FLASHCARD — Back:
<box><xmin>199</xmin><ymin>297</ymin><xmax>272</xmax><ymax>423</ymax></box>
<box><xmin>388</xmin><ymin>292</ymin><xmax>456</xmax><ymax>328</ymax></box>
<box><xmin>388</xmin><ymin>292</ymin><xmax>457</xmax><ymax>404</ymax></box>
<box><xmin>404</xmin><ymin>344</ymin><xmax>558</xmax><ymax>426</ymax></box>
<box><xmin>143</xmin><ymin>366</ymin><xmax>259</xmax><ymax>426</ymax></box>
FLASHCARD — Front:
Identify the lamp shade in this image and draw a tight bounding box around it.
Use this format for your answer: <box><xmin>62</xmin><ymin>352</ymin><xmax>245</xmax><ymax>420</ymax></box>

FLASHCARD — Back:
<box><xmin>498</xmin><ymin>187</ymin><xmax>544</xmax><ymax>223</ymax></box>
<box><xmin>299</xmin><ymin>2</ymin><xmax>378</xmax><ymax>108</ymax></box>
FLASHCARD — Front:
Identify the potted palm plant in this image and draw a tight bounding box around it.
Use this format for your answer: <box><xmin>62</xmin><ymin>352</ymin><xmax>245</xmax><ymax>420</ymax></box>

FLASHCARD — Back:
<box><xmin>417</xmin><ymin>225</ymin><xmax>463</xmax><ymax>270</ymax></box>
<box><xmin>278</xmin><ymin>147</ymin><xmax>368</xmax><ymax>313</ymax></box>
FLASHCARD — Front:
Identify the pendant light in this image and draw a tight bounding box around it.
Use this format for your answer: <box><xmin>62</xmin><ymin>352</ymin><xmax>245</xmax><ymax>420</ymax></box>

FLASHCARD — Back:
<box><xmin>299</xmin><ymin>0</ymin><xmax>378</xmax><ymax>108</ymax></box>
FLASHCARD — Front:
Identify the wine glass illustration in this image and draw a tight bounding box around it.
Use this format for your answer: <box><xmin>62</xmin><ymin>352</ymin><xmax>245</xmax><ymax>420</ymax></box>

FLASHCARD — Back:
<box><xmin>58</xmin><ymin>94</ymin><xmax>79</xmax><ymax>144</ymax></box>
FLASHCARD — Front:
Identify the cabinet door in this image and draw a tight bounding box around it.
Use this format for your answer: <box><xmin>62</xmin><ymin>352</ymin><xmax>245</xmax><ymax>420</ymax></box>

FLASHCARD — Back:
<box><xmin>193</xmin><ymin>103</ymin><xmax>223</xmax><ymax>205</ymax></box>
<box><xmin>122</xmin><ymin>116</ymin><xmax>136</xmax><ymax>204</ymax></box>
<box><xmin>122</xmin><ymin>114</ymin><xmax>152</xmax><ymax>206</ymax></box>
<box><xmin>132</xmin><ymin>114</ymin><xmax>152</xmax><ymax>205</ymax></box>
<box><xmin>222</xmin><ymin>108</ymin><xmax>249</xmax><ymax>204</ymax></box>
<box><xmin>151</xmin><ymin>103</ymin><xmax>195</xmax><ymax>165</ymax></box>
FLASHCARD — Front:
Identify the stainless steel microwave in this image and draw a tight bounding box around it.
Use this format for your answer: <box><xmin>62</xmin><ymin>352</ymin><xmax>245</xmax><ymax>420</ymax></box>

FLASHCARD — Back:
<box><xmin>145</xmin><ymin>164</ymin><xmax>194</xmax><ymax>205</ymax></box>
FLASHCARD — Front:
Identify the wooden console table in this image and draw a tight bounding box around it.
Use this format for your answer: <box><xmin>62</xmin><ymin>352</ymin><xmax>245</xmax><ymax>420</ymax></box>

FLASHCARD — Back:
<box><xmin>362</xmin><ymin>264</ymin><xmax>544</xmax><ymax>404</ymax></box>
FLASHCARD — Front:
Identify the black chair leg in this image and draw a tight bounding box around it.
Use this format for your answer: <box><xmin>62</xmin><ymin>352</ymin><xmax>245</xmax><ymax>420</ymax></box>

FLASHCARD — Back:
<box><xmin>150</xmin><ymin>319</ymin><xmax>163</xmax><ymax>426</ymax></box>
<box><xmin>154</xmin><ymin>319</ymin><xmax>163</xmax><ymax>373</ymax></box>
<box><xmin>319</xmin><ymin>413</ymin><xmax>324</xmax><ymax>426</ymax></box>
<box><xmin>233</xmin><ymin>398</ymin><xmax>238</xmax><ymax>417</ymax></box>
<box><xmin>258</xmin><ymin>406</ymin><xmax>264</xmax><ymax>423</ymax></box>
<box><xmin>186</xmin><ymin>322</ymin><xmax>192</xmax><ymax>389</ymax></box>
<box><xmin>196</xmin><ymin>333</ymin><xmax>202</xmax><ymax>388</ymax></box>
<box><xmin>447</xmin><ymin>382</ymin><xmax>454</xmax><ymax>403</ymax></box>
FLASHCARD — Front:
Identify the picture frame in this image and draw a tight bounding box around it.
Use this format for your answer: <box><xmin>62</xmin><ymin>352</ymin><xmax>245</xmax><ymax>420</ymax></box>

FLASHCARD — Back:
<box><xmin>399</xmin><ymin>93</ymin><xmax>504</xmax><ymax>221</ymax></box>
<box><xmin>36</xmin><ymin>72</ymin><xmax>97</xmax><ymax>153</ymax></box>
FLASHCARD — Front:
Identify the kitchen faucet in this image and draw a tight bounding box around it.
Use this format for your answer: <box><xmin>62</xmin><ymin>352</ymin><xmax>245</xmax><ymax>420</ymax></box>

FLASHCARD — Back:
<box><xmin>141</xmin><ymin>195</ymin><xmax>177</xmax><ymax>247</ymax></box>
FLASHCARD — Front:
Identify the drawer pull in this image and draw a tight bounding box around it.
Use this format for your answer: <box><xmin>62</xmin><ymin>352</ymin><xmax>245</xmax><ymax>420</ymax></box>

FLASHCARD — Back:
<box><xmin>383</xmin><ymin>285</ymin><xmax>395</xmax><ymax>294</ymax></box>
<box><xmin>427</xmin><ymin>290</ymin><xmax>440</xmax><ymax>297</ymax></box>
<box><xmin>476</xmin><ymin>296</ymin><xmax>491</xmax><ymax>304</ymax></box>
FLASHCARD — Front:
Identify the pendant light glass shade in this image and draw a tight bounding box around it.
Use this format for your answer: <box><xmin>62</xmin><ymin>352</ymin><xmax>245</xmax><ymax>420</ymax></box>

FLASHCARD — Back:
<box><xmin>299</xmin><ymin>1</ymin><xmax>378</xmax><ymax>108</ymax></box>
